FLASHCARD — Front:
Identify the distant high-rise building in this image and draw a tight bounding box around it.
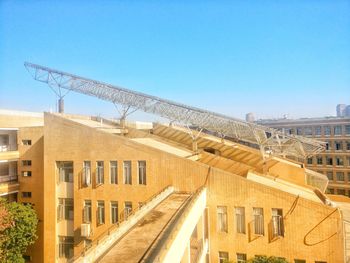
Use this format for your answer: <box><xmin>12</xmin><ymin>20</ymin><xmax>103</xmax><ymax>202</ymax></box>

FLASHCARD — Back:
<box><xmin>245</xmin><ymin>112</ymin><xmax>255</xmax><ymax>122</ymax></box>
<box><xmin>337</xmin><ymin>104</ymin><xmax>348</xmax><ymax>117</ymax></box>
<box><xmin>258</xmin><ymin>106</ymin><xmax>350</xmax><ymax>198</ymax></box>
<box><xmin>346</xmin><ymin>105</ymin><xmax>350</xmax><ymax>117</ymax></box>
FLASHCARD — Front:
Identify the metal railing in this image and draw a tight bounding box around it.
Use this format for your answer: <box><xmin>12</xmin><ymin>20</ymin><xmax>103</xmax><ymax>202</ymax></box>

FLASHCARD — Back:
<box><xmin>0</xmin><ymin>175</ymin><xmax>18</xmax><ymax>184</ymax></box>
<box><xmin>72</xmin><ymin>185</ymin><xmax>172</xmax><ymax>262</ymax></box>
<box><xmin>0</xmin><ymin>144</ymin><xmax>18</xmax><ymax>152</ymax></box>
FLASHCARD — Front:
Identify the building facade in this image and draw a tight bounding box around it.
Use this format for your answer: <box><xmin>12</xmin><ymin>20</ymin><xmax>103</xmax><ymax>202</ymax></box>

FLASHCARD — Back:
<box><xmin>258</xmin><ymin>116</ymin><xmax>350</xmax><ymax>198</ymax></box>
<box><xmin>0</xmin><ymin>109</ymin><xmax>348</xmax><ymax>263</ymax></box>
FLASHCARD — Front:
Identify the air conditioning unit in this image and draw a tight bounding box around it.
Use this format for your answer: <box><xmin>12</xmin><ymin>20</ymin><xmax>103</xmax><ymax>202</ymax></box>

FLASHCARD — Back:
<box><xmin>81</xmin><ymin>223</ymin><xmax>91</xmax><ymax>237</ymax></box>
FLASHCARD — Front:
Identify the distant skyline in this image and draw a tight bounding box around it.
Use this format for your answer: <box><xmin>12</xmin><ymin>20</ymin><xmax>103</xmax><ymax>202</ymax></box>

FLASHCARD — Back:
<box><xmin>0</xmin><ymin>1</ymin><xmax>349</xmax><ymax>121</ymax></box>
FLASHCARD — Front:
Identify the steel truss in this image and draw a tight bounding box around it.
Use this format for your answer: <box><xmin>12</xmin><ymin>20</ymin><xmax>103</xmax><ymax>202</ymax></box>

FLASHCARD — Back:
<box><xmin>24</xmin><ymin>62</ymin><xmax>325</xmax><ymax>159</ymax></box>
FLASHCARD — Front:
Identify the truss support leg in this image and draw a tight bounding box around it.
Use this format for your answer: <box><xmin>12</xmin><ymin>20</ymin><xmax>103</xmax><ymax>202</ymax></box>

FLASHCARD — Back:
<box><xmin>192</xmin><ymin>140</ymin><xmax>198</xmax><ymax>153</ymax></box>
<box><xmin>58</xmin><ymin>98</ymin><xmax>64</xmax><ymax>113</ymax></box>
<box><xmin>120</xmin><ymin>118</ymin><xmax>126</xmax><ymax>129</ymax></box>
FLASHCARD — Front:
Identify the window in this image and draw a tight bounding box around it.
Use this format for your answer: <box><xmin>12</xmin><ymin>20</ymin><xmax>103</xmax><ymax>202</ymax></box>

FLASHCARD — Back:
<box><xmin>296</xmin><ymin>127</ymin><xmax>302</xmax><ymax>135</ymax></box>
<box><xmin>337</xmin><ymin>189</ymin><xmax>346</xmax><ymax>196</ymax></box>
<box><xmin>83</xmin><ymin>200</ymin><xmax>92</xmax><ymax>223</ymax></box>
<box><xmin>326</xmin><ymin>172</ymin><xmax>333</xmax><ymax>181</ymax></box>
<box><xmin>326</xmin><ymin>156</ymin><xmax>333</xmax><ymax>165</ymax></box>
<box><xmin>346</xmin><ymin>125</ymin><xmax>350</xmax><ymax>135</ymax></box>
<box><xmin>22</xmin><ymin>140</ymin><xmax>32</xmax><ymax>146</ymax></box>
<box><xmin>23</xmin><ymin>255</ymin><xmax>32</xmax><ymax>262</ymax></box>
<box><xmin>315</xmin><ymin>261</ymin><xmax>327</xmax><ymax>263</ymax></box>
<box><xmin>111</xmin><ymin>201</ymin><xmax>118</xmax><ymax>224</ymax></box>
<box><xmin>347</xmin><ymin>157</ymin><xmax>350</xmax><ymax>166</ymax></box>
<box><xmin>124</xmin><ymin>201</ymin><xmax>132</xmax><ymax>220</ymax></box>
<box><xmin>334</xmin><ymin>125</ymin><xmax>342</xmax><ymax>135</ymax></box>
<box><xmin>217</xmin><ymin>206</ymin><xmax>228</xmax><ymax>232</ymax></box>
<box><xmin>253</xmin><ymin>207</ymin><xmax>264</xmax><ymax>235</ymax></box>
<box><xmin>335</xmin><ymin>141</ymin><xmax>342</xmax><ymax>151</ymax></box>
<box><xmin>57</xmin><ymin>161</ymin><xmax>73</xmax><ymax>183</ymax></box>
<box><xmin>324</xmin><ymin>126</ymin><xmax>331</xmax><ymax>136</ymax></box>
<box><xmin>327</xmin><ymin>188</ymin><xmax>334</xmax><ymax>194</ymax></box>
<box><xmin>83</xmin><ymin>161</ymin><xmax>91</xmax><ymax>186</ymax></box>
<box><xmin>22</xmin><ymin>192</ymin><xmax>31</xmax><ymax>198</ymax></box>
<box><xmin>325</xmin><ymin>141</ymin><xmax>330</xmax><ymax>151</ymax></box>
<box><xmin>123</xmin><ymin>161</ymin><xmax>132</xmax><ymax>184</ymax></box>
<box><xmin>307</xmin><ymin>157</ymin><xmax>313</xmax><ymax>165</ymax></box>
<box><xmin>235</xmin><ymin>207</ymin><xmax>245</xmax><ymax>234</ymax></box>
<box><xmin>110</xmin><ymin>161</ymin><xmax>118</xmax><ymax>184</ymax></box>
<box><xmin>336</xmin><ymin>156</ymin><xmax>344</xmax><ymax>166</ymax></box>
<box><xmin>347</xmin><ymin>142</ymin><xmax>350</xmax><ymax>151</ymax></box>
<box><xmin>22</xmin><ymin>171</ymin><xmax>32</xmax><ymax>177</ymax></box>
<box><xmin>336</xmin><ymin>172</ymin><xmax>345</xmax><ymax>182</ymax></box>
<box><xmin>315</xmin><ymin>126</ymin><xmax>321</xmax><ymax>136</ymax></box>
<box><xmin>96</xmin><ymin>161</ymin><xmax>104</xmax><ymax>185</ymax></box>
<box><xmin>57</xmin><ymin>198</ymin><xmax>74</xmax><ymax>221</ymax></box>
<box><xmin>294</xmin><ymin>260</ymin><xmax>306</xmax><ymax>263</ymax></box>
<box><xmin>304</xmin><ymin>127</ymin><xmax>312</xmax><ymax>136</ymax></box>
<box><xmin>22</xmin><ymin>160</ymin><xmax>32</xmax><ymax>166</ymax></box>
<box><xmin>237</xmin><ymin>253</ymin><xmax>247</xmax><ymax>263</ymax></box>
<box><xmin>285</xmin><ymin>128</ymin><xmax>292</xmax><ymax>135</ymax></box>
<box><xmin>58</xmin><ymin>236</ymin><xmax>74</xmax><ymax>259</ymax></box>
<box><xmin>218</xmin><ymin>251</ymin><xmax>229</xmax><ymax>263</ymax></box>
<box><xmin>97</xmin><ymin>201</ymin><xmax>105</xmax><ymax>225</ymax></box>
<box><xmin>348</xmin><ymin>172</ymin><xmax>350</xmax><ymax>182</ymax></box>
<box><xmin>138</xmin><ymin>161</ymin><xmax>146</xmax><ymax>185</ymax></box>
<box><xmin>271</xmin><ymin>208</ymin><xmax>284</xmax><ymax>237</ymax></box>
<box><xmin>316</xmin><ymin>156</ymin><xmax>323</xmax><ymax>165</ymax></box>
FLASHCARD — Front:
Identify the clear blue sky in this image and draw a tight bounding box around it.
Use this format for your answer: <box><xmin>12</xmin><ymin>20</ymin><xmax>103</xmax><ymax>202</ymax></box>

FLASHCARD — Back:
<box><xmin>0</xmin><ymin>1</ymin><xmax>349</xmax><ymax>121</ymax></box>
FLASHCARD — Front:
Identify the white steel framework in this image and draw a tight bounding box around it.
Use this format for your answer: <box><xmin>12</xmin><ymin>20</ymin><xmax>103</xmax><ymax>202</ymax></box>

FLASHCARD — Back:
<box><xmin>24</xmin><ymin>62</ymin><xmax>325</xmax><ymax>159</ymax></box>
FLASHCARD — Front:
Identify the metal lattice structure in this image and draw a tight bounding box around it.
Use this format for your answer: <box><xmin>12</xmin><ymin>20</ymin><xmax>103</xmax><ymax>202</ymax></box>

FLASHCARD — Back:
<box><xmin>24</xmin><ymin>62</ymin><xmax>325</xmax><ymax>159</ymax></box>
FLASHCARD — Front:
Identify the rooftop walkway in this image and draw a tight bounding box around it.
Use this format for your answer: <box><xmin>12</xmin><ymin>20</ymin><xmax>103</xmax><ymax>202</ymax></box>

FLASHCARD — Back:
<box><xmin>97</xmin><ymin>193</ymin><xmax>190</xmax><ymax>263</ymax></box>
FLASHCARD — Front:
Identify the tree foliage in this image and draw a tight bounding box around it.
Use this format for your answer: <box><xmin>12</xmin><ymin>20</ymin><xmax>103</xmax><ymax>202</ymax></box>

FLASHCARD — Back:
<box><xmin>0</xmin><ymin>199</ymin><xmax>38</xmax><ymax>263</ymax></box>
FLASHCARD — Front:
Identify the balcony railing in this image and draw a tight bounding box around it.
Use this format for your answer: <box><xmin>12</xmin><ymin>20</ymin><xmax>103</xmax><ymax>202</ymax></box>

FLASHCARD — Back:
<box><xmin>0</xmin><ymin>144</ymin><xmax>18</xmax><ymax>152</ymax></box>
<box><xmin>0</xmin><ymin>175</ymin><xmax>18</xmax><ymax>184</ymax></box>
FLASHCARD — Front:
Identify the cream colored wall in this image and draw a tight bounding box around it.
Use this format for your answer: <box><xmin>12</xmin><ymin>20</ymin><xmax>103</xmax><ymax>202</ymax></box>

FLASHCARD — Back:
<box><xmin>18</xmin><ymin>126</ymin><xmax>44</xmax><ymax>263</ymax></box>
<box><xmin>42</xmin><ymin>113</ymin><xmax>344</xmax><ymax>263</ymax></box>
<box><xmin>43</xmin><ymin>113</ymin><xmax>175</xmax><ymax>261</ymax></box>
<box><xmin>206</xmin><ymin>167</ymin><xmax>343</xmax><ymax>263</ymax></box>
<box><xmin>0</xmin><ymin>112</ymin><xmax>43</xmax><ymax>128</ymax></box>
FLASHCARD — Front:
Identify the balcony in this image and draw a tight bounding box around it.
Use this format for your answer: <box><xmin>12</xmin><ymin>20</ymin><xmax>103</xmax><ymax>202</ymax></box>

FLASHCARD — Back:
<box><xmin>0</xmin><ymin>175</ymin><xmax>19</xmax><ymax>196</ymax></box>
<box><xmin>0</xmin><ymin>144</ymin><xmax>19</xmax><ymax>161</ymax></box>
<box><xmin>0</xmin><ymin>175</ymin><xmax>18</xmax><ymax>184</ymax></box>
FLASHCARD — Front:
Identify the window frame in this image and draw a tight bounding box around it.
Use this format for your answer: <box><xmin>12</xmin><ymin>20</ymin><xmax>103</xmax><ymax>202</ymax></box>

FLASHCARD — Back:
<box><xmin>138</xmin><ymin>160</ymin><xmax>146</xmax><ymax>185</ymax></box>
<box><xmin>57</xmin><ymin>161</ymin><xmax>73</xmax><ymax>183</ymax></box>
<box><xmin>110</xmin><ymin>161</ymin><xmax>118</xmax><ymax>184</ymax></box>
<box><xmin>96</xmin><ymin>161</ymin><xmax>104</xmax><ymax>185</ymax></box>
<box><xmin>217</xmin><ymin>206</ymin><xmax>228</xmax><ymax>233</ymax></box>
<box><xmin>97</xmin><ymin>200</ymin><xmax>105</xmax><ymax>225</ymax></box>
<box><xmin>253</xmin><ymin>207</ymin><xmax>264</xmax><ymax>235</ymax></box>
<box><xmin>123</xmin><ymin>161</ymin><xmax>132</xmax><ymax>185</ymax></box>
<box><xmin>235</xmin><ymin>207</ymin><xmax>246</xmax><ymax>234</ymax></box>
<box><xmin>111</xmin><ymin>201</ymin><xmax>118</xmax><ymax>224</ymax></box>
<box><xmin>82</xmin><ymin>161</ymin><xmax>91</xmax><ymax>186</ymax></box>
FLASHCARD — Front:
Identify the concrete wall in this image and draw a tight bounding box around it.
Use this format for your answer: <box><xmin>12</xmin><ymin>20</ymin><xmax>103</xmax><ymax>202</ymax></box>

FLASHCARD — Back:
<box><xmin>207</xmin><ymin>167</ymin><xmax>343</xmax><ymax>262</ymax></box>
<box><xmin>34</xmin><ymin>113</ymin><xmax>344</xmax><ymax>262</ymax></box>
<box><xmin>18</xmin><ymin>126</ymin><xmax>44</xmax><ymax>263</ymax></box>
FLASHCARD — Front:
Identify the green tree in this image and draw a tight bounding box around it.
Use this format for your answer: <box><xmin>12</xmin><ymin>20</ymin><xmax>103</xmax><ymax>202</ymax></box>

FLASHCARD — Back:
<box><xmin>248</xmin><ymin>255</ymin><xmax>289</xmax><ymax>263</ymax></box>
<box><xmin>0</xmin><ymin>199</ymin><xmax>38</xmax><ymax>263</ymax></box>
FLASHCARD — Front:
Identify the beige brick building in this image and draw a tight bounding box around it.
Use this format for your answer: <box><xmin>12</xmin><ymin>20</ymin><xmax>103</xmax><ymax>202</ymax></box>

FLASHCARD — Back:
<box><xmin>258</xmin><ymin>116</ymin><xmax>350</xmax><ymax>197</ymax></box>
<box><xmin>0</xmin><ymin>108</ymin><xmax>348</xmax><ymax>263</ymax></box>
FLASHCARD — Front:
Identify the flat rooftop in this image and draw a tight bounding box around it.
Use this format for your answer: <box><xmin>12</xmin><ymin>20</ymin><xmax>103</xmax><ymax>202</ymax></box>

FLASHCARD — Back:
<box><xmin>98</xmin><ymin>193</ymin><xmax>190</xmax><ymax>263</ymax></box>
